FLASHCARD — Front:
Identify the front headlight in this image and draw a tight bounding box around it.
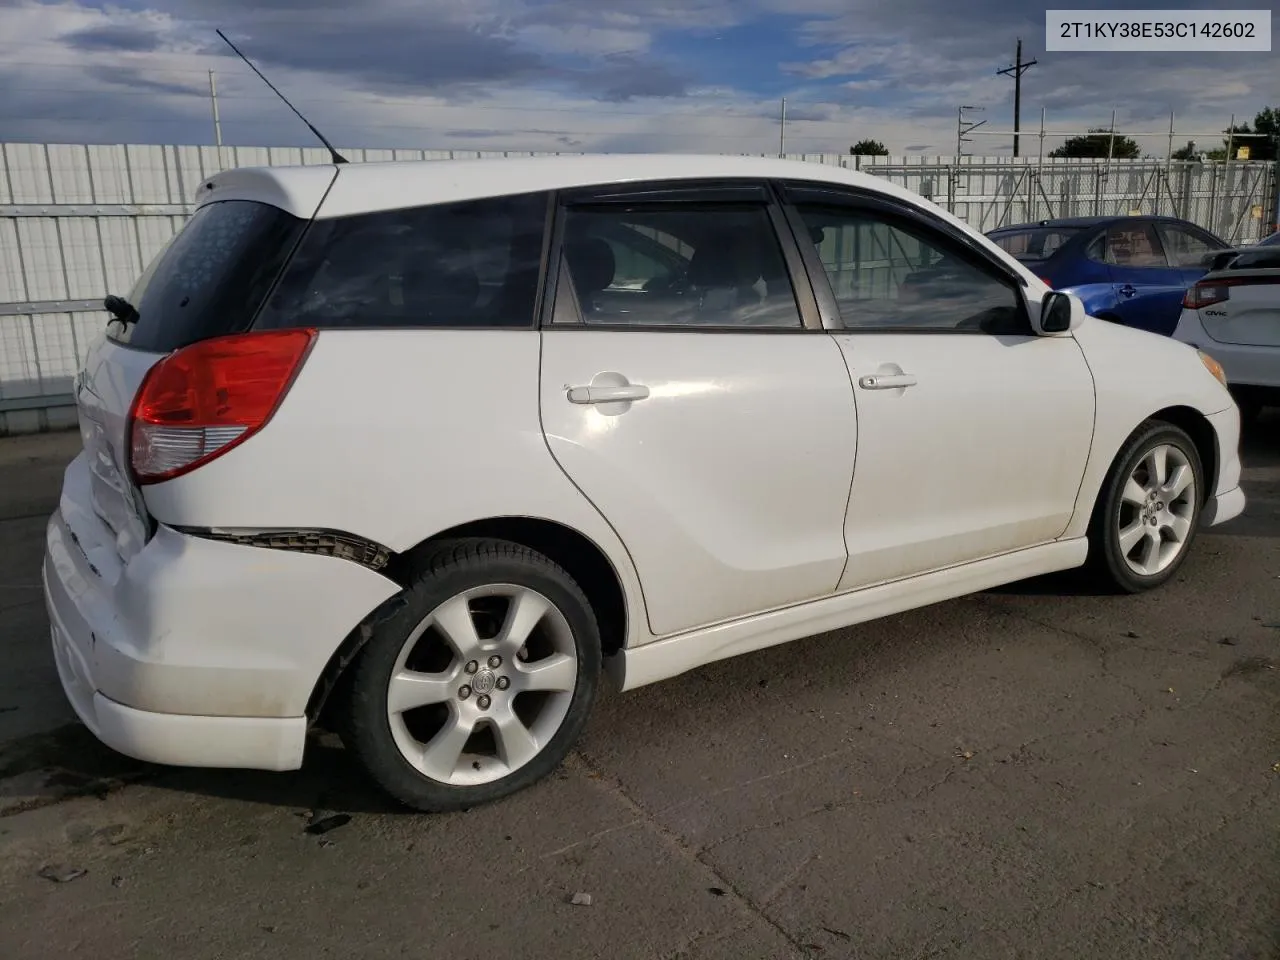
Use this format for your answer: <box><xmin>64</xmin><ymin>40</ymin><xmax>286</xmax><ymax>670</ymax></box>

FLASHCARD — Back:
<box><xmin>1197</xmin><ymin>349</ymin><xmax>1228</xmax><ymax>387</ymax></box>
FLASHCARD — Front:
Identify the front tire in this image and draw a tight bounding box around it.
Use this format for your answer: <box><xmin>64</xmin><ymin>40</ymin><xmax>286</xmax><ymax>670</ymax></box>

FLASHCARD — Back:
<box><xmin>344</xmin><ymin>538</ymin><xmax>601</xmax><ymax>812</ymax></box>
<box><xmin>1231</xmin><ymin>389</ymin><xmax>1262</xmax><ymax>424</ymax></box>
<box><xmin>1087</xmin><ymin>421</ymin><xmax>1204</xmax><ymax>594</ymax></box>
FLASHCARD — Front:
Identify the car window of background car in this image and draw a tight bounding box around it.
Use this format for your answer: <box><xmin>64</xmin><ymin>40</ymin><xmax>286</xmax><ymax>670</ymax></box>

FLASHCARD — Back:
<box><xmin>796</xmin><ymin>205</ymin><xmax>1027</xmax><ymax>334</ymax></box>
<box><xmin>255</xmin><ymin>191</ymin><xmax>550</xmax><ymax>330</ymax></box>
<box><xmin>1156</xmin><ymin>223</ymin><xmax>1221</xmax><ymax>267</ymax></box>
<box><xmin>1103</xmin><ymin>222</ymin><xmax>1168</xmax><ymax>267</ymax></box>
<box><xmin>1084</xmin><ymin>232</ymin><xmax>1106</xmax><ymax>261</ymax></box>
<box><xmin>989</xmin><ymin>227</ymin><xmax>1078</xmax><ymax>261</ymax></box>
<box><xmin>594</xmin><ymin>223</ymin><xmax>690</xmax><ymax>293</ymax></box>
<box><xmin>559</xmin><ymin>205</ymin><xmax>803</xmax><ymax>328</ymax></box>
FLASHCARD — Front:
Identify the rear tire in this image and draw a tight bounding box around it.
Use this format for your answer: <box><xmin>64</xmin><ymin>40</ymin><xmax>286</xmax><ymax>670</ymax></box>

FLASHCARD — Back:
<box><xmin>1086</xmin><ymin>421</ymin><xmax>1204</xmax><ymax>594</ymax></box>
<box><xmin>343</xmin><ymin>538</ymin><xmax>601</xmax><ymax>812</ymax></box>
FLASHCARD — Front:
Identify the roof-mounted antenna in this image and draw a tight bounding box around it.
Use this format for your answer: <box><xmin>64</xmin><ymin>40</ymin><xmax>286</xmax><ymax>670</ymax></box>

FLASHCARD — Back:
<box><xmin>215</xmin><ymin>28</ymin><xmax>348</xmax><ymax>164</ymax></box>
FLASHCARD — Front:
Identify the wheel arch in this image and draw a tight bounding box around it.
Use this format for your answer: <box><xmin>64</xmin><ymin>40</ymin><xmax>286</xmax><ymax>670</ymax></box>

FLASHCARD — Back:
<box><xmin>307</xmin><ymin>516</ymin><xmax>635</xmax><ymax>727</ymax></box>
<box><xmin>1144</xmin><ymin>405</ymin><xmax>1218</xmax><ymax>506</ymax></box>
<box><xmin>1079</xmin><ymin>403</ymin><xmax>1219</xmax><ymax>533</ymax></box>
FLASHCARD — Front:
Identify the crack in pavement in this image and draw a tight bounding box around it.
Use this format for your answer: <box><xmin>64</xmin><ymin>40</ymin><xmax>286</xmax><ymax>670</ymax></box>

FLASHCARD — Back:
<box><xmin>974</xmin><ymin>599</ymin><xmax>1202</xmax><ymax>702</ymax></box>
<box><xmin>566</xmin><ymin>750</ymin><xmax>822</xmax><ymax>959</ymax></box>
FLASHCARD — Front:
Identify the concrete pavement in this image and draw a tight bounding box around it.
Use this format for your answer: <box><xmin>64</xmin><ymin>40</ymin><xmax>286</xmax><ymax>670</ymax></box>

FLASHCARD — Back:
<box><xmin>0</xmin><ymin>420</ymin><xmax>1276</xmax><ymax>960</ymax></box>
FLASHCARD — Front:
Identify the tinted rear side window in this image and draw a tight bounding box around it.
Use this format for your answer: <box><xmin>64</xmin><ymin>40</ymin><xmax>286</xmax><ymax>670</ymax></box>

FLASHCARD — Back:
<box><xmin>988</xmin><ymin>227</ymin><xmax>1081</xmax><ymax>261</ymax></box>
<box><xmin>111</xmin><ymin>200</ymin><xmax>305</xmax><ymax>352</ymax></box>
<box><xmin>255</xmin><ymin>191</ymin><xmax>550</xmax><ymax>331</ymax></box>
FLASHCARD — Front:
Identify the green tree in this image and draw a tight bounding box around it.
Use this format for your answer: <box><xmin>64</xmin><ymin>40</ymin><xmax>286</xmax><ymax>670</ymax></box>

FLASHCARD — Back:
<box><xmin>1048</xmin><ymin>128</ymin><xmax>1141</xmax><ymax>159</ymax></box>
<box><xmin>1220</xmin><ymin>108</ymin><xmax>1278</xmax><ymax>161</ymax></box>
<box><xmin>849</xmin><ymin>138</ymin><xmax>889</xmax><ymax>156</ymax></box>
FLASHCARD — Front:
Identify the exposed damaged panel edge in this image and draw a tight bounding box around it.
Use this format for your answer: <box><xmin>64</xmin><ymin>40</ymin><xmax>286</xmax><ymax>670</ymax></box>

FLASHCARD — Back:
<box><xmin>173</xmin><ymin>525</ymin><xmax>396</xmax><ymax>573</ymax></box>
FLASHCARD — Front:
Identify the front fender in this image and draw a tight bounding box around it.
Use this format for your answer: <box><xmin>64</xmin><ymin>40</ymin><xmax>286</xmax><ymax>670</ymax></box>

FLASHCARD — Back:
<box><xmin>1060</xmin><ymin>317</ymin><xmax>1236</xmax><ymax>539</ymax></box>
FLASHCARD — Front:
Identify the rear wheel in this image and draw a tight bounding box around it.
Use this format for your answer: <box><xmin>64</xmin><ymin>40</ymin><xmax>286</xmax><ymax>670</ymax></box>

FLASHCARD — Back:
<box><xmin>344</xmin><ymin>538</ymin><xmax>600</xmax><ymax>812</ymax></box>
<box><xmin>1087</xmin><ymin>421</ymin><xmax>1204</xmax><ymax>594</ymax></box>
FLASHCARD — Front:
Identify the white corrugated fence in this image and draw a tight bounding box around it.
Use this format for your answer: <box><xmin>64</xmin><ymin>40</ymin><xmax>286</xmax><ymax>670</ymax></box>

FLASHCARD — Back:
<box><xmin>2</xmin><ymin>142</ymin><xmax>1277</xmax><ymax>434</ymax></box>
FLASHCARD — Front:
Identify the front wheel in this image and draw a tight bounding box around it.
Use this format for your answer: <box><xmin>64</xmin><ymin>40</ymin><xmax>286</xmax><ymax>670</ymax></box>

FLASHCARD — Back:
<box><xmin>343</xmin><ymin>538</ymin><xmax>601</xmax><ymax>812</ymax></box>
<box><xmin>1231</xmin><ymin>389</ymin><xmax>1262</xmax><ymax>424</ymax></box>
<box><xmin>1087</xmin><ymin>421</ymin><xmax>1204</xmax><ymax>594</ymax></box>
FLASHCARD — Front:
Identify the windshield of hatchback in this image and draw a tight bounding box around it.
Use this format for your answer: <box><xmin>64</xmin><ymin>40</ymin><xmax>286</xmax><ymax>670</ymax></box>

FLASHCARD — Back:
<box><xmin>109</xmin><ymin>199</ymin><xmax>306</xmax><ymax>352</ymax></box>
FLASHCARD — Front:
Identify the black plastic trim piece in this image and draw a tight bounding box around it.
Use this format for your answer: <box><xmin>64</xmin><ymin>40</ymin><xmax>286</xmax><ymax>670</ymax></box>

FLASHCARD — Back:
<box><xmin>174</xmin><ymin>525</ymin><xmax>395</xmax><ymax>572</ymax></box>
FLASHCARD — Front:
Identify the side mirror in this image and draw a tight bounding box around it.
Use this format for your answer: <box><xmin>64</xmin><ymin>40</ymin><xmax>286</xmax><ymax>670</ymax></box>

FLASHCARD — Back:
<box><xmin>1037</xmin><ymin>290</ymin><xmax>1083</xmax><ymax>335</ymax></box>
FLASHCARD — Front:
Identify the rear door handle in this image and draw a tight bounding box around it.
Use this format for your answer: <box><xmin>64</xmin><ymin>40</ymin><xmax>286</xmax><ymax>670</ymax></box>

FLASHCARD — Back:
<box><xmin>567</xmin><ymin>384</ymin><xmax>651</xmax><ymax>404</ymax></box>
<box><xmin>858</xmin><ymin>373</ymin><xmax>917</xmax><ymax>390</ymax></box>
<box><xmin>1119</xmin><ymin>284</ymin><xmax>1137</xmax><ymax>297</ymax></box>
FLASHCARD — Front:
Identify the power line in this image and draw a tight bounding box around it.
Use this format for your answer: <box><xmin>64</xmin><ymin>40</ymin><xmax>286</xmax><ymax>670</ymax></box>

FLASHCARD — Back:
<box><xmin>5</xmin><ymin>80</ymin><xmax>867</xmax><ymax>116</ymax></box>
<box><xmin>0</xmin><ymin>112</ymin><xmax>829</xmax><ymax>141</ymax></box>
<box><xmin>0</xmin><ymin>86</ymin><xmax>845</xmax><ymax>119</ymax></box>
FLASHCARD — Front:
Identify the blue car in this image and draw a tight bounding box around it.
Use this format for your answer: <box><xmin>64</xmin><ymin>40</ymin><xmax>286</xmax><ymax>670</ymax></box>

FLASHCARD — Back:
<box><xmin>987</xmin><ymin>216</ymin><xmax>1231</xmax><ymax>336</ymax></box>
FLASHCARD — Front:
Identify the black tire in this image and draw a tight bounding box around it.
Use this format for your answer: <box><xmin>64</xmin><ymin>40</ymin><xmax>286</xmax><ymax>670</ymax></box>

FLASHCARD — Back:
<box><xmin>343</xmin><ymin>537</ymin><xmax>601</xmax><ymax>812</ymax></box>
<box><xmin>1086</xmin><ymin>420</ymin><xmax>1205</xmax><ymax>594</ymax></box>
<box><xmin>1232</xmin><ymin>390</ymin><xmax>1262</xmax><ymax>424</ymax></box>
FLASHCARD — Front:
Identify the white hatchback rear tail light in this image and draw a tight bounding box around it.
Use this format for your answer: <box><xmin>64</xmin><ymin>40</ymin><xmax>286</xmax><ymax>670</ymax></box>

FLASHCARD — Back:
<box><xmin>128</xmin><ymin>328</ymin><xmax>317</xmax><ymax>484</ymax></box>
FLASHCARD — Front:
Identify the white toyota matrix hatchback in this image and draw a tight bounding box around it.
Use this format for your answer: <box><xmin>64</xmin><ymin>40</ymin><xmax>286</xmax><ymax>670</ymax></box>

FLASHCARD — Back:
<box><xmin>44</xmin><ymin>155</ymin><xmax>1246</xmax><ymax>812</ymax></box>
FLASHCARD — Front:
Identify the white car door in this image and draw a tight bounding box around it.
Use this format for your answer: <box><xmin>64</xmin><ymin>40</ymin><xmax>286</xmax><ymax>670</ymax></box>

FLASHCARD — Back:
<box><xmin>780</xmin><ymin>182</ymin><xmax>1096</xmax><ymax>591</ymax></box>
<box><xmin>539</xmin><ymin>181</ymin><xmax>858</xmax><ymax>638</ymax></box>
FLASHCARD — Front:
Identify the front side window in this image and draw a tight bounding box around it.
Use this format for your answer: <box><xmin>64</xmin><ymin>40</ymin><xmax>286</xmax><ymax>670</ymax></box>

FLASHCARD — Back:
<box><xmin>795</xmin><ymin>204</ymin><xmax>1028</xmax><ymax>334</ymax></box>
<box><xmin>556</xmin><ymin>204</ymin><xmax>802</xmax><ymax>328</ymax></box>
<box><xmin>256</xmin><ymin>191</ymin><xmax>549</xmax><ymax>330</ymax></box>
<box><xmin>1155</xmin><ymin>222</ymin><xmax>1222</xmax><ymax>267</ymax></box>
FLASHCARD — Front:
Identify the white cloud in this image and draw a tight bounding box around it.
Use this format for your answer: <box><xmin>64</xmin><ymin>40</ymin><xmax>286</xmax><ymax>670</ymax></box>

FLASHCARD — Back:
<box><xmin>0</xmin><ymin>0</ymin><xmax>1274</xmax><ymax>160</ymax></box>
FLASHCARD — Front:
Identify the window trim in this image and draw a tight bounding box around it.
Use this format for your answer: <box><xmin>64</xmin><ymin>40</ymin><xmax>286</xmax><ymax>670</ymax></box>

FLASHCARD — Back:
<box><xmin>778</xmin><ymin>184</ymin><xmax>1035</xmax><ymax>336</ymax></box>
<box><xmin>540</xmin><ymin>179</ymin><xmax>824</xmax><ymax>333</ymax></box>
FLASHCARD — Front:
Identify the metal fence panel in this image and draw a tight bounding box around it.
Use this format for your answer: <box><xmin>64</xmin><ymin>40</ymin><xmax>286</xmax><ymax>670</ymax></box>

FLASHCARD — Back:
<box><xmin>1</xmin><ymin>141</ymin><xmax>1276</xmax><ymax>434</ymax></box>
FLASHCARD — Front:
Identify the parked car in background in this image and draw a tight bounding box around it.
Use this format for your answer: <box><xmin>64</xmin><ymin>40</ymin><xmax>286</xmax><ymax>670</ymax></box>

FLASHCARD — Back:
<box><xmin>1175</xmin><ymin>237</ymin><xmax>1280</xmax><ymax>420</ymax></box>
<box><xmin>1201</xmin><ymin>228</ymin><xmax>1280</xmax><ymax>272</ymax></box>
<box><xmin>44</xmin><ymin>155</ymin><xmax>1246</xmax><ymax>813</ymax></box>
<box><xmin>987</xmin><ymin>216</ymin><xmax>1231</xmax><ymax>336</ymax></box>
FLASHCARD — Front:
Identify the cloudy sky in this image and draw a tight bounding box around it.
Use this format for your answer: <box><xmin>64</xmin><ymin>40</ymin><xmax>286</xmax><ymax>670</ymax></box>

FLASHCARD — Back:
<box><xmin>0</xmin><ymin>0</ymin><xmax>1275</xmax><ymax>157</ymax></box>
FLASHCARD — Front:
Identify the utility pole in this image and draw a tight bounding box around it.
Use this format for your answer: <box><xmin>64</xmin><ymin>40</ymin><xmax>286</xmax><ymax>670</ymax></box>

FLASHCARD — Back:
<box><xmin>957</xmin><ymin>105</ymin><xmax>986</xmax><ymax>156</ymax></box>
<box><xmin>208</xmin><ymin>69</ymin><xmax>223</xmax><ymax>149</ymax></box>
<box><xmin>997</xmin><ymin>38</ymin><xmax>1037</xmax><ymax>157</ymax></box>
<box><xmin>778</xmin><ymin>98</ymin><xmax>787</xmax><ymax>158</ymax></box>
